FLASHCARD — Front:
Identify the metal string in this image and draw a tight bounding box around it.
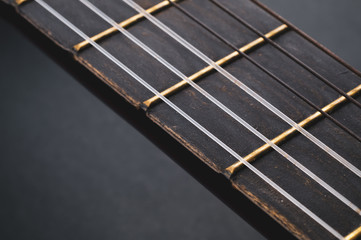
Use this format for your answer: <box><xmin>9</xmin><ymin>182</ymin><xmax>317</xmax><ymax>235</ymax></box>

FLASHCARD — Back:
<box><xmin>79</xmin><ymin>0</ymin><xmax>361</xmax><ymax>214</ymax></box>
<box><xmin>123</xmin><ymin>0</ymin><xmax>361</xmax><ymax>178</ymax></box>
<box><xmin>32</xmin><ymin>1</ymin><xmax>345</xmax><ymax>238</ymax></box>
<box><xmin>210</xmin><ymin>0</ymin><xmax>361</xmax><ymax>110</ymax></box>
<box><xmin>250</xmin><ymin>0</ymin><xmax>361</xmax><ymax>82</ymax></box>
<box><xmin>166</xmin><ymin>0</ymin><xmax>361</xmax><ymax>144</ymax></box>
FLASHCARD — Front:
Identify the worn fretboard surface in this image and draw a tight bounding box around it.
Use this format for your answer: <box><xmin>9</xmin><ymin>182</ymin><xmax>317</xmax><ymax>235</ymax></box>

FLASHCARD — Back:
<box><xmin>7</xmin><ymin>0</ymin><xmax>361</xmax><ymax>239</ymax></box>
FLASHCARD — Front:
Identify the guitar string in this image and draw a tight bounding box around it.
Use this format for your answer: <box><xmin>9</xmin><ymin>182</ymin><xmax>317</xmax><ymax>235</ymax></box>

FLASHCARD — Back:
<box><xmin>250</xmin><ymin>0</ymin><xmax>361</xmax><ymax>82</ymax></box>
<box><xmin>210</xmin><ymin>0</ymin><xmax>361</xmax><ymax>110</ymax></box>
<box><xmin>166</xmin><ymin>0</ymin><xmax>361</xmax><ymax>144</ymax></box>
<box><xmin>79</xmin><ymin>0</ymin><xmax>361</xmax><ymax>215</ymax></box>
<box><xmin>73</xmin><ymin>0</ymin><xmax>179</xmax><ymax>51</ymax></box>
<box><xmin>32</xmin><ymin>0</ymin><xmax>345</xmax><ymax>238</ymax></box>
<box><xmin>123</xmin><ymin>0</ymin><xmax>361</xmax><ymax>179</ymax></box>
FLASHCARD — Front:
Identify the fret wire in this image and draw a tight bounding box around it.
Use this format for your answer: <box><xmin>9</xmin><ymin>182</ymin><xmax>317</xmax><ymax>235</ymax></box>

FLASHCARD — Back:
<box><xmin>123</xmin><ymin>0</ymin><xmax>361</xmax><ymax>178</ymax></box>
<box><xmin>73</xmin><ymin>0</ymin><xmax>181</xmax><ymax>52</ymax></box>
<box><xmin>167</xmin><ymin>1</ymin><xmax>361</xmax><ymax>144</ymax></box>
<box><xmin>143</xmin><ymin>24</ymin><xmax>288</xmax><ymax>108</ymax></box>
<box><xmin>210</xmin><ymin>0</ymin><xmax>361</xmax><ymax>110</ymax></box>
<box><xmin>227</xmin><ymin>84</ymin><xmax>361</xmax><ymax>176</ymax></box>
<box><xmin>32</xmin><ymin>1</ymin><xmax>346</xmax><ymax>238</ymax></box>
<box><xmin>345</xmin><ymin>225</ymin><xmax>361</xmax><ymax>240</ymax></box>
<box><xmin>250</xmin><ymin>0</ymin><xmax>361</xmax><ymax>80</ymax></box>
<box><xmin>81</xmin><ymin>0</ymin><xmax>361</xmax><ymax>215</ymax></box>
<box><xmin>15</xmin><ymin>0</ymin><xmax>29</xmax><ymax>5</ymax></box>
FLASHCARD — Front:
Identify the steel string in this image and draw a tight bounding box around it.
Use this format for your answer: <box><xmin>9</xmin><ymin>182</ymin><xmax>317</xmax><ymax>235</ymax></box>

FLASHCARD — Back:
<box><xmin>79</xmin><ymin>0</ymin><xmax>361</xmax><ymax>215</ymax></box>
<box><xmin>210</xmin><ymin>0</ymin><xmax>361</xmax><ymax>110</ymax></box>
<box><xmin>32</xmin><ymin>1</ymin><xmax>345</xmax><ymax>238</ymax></box>
<box><xmin>167</xmin><ymin>0</ymin><xmax>361</xmax><ymax>144</ymax></box>
<box><xmin>123</xmin><ymin>0</ymin><xmax>361</xmax><ymax>178</ymax></box>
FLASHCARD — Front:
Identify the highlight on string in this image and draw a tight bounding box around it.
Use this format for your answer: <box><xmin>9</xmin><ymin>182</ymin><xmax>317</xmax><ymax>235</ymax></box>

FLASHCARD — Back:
<box><xmin>77</xmin><ymin>0</ymin><xmax>361</xmax><ymax>216</ymax></box>
<box><xmin>123</xmin><ymin>0</ymin><xmax>361</xmax><ymax>179</ymax></box>
<box><xmin>73</xmin><ymin>0</ymin><xmax>181</xmax><ymax>51</ymax></box>
<box><xmin>33</xmin><ymin>0</ymin><xmax>356</xmax><ymax>239</ymax></box>
<box><xmin>166</xmin><ymin>0</ymin><xmax>361</xmax><ymax>144</ymax></box>
<box><xmin>209</xmin><ymin>0</ymin><xmax>361</xmax><ymax>111</ymax></box>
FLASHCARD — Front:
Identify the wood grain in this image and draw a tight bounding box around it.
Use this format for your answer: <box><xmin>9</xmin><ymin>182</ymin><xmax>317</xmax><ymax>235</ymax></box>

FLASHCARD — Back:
<box><xmin>5</xmin><ymin>0</ymin><xmax>361</xmax><ymax>239</ymax></box>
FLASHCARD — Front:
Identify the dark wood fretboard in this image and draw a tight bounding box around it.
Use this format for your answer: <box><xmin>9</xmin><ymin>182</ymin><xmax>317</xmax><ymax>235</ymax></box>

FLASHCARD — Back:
<box><xmin>4</xmin><ymin>0</ymin><xmax>361</xmax><ymax>239</ymax></box>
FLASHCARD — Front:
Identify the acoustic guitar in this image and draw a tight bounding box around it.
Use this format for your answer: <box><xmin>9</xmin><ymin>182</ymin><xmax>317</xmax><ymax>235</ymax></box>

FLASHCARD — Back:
<box><xmin>1</xmin><ymin>0</ymin><xmax>361</xmax><ymax>239</ymax></box>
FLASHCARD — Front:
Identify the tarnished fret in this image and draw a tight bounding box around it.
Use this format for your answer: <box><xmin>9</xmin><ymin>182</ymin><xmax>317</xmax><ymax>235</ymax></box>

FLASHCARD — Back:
<box><xmin>226</xmin><ymin>84</ymin><xmax>361</xmax><ymax>177</ymax></box>
<box><xmin>73</xmin><ymin>0</ymin><xmax>179</xmax><ymax>51</ymax></box>
<box><xmin>142</xmin><ymin>24</ymin><xmax>288</xmax><ymax>108</ymax></box>
<box><xmin>345</xmin><ymin>225</ymin><xmax>361</xmax><ymax>240</ymax></box>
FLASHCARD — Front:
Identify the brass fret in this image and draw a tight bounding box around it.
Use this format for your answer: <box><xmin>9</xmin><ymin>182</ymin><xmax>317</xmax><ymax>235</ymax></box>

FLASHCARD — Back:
<box><xmin>73</xmin><ymin>0</ymin><xmax>179</xmax><ymax>51</ymax></box>
<box><xmin>143</xmin><ymin>24</ymin><xmax>288</xmax><ymax>108</ymax></box>
<box><xmin>345</xmin><ymin>225</ymin><xmax>361</xmax><ymax>240</ymax></box>
<box><xmin>226</xmin><ymin>84</ymin><xmax>361</xmax><ymax>177</ymax></box>
<box><xmin>15</xmin><ymin>0</ymin><xmax>29</xmax><ymax>5</ymax></box>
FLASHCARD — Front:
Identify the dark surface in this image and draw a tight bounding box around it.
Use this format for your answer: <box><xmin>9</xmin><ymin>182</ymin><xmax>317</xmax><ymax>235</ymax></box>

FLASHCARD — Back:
<box><xmin>0</xmin><ymin>1</ymin><xmax>360</xmax><ymax>240</ymax></box>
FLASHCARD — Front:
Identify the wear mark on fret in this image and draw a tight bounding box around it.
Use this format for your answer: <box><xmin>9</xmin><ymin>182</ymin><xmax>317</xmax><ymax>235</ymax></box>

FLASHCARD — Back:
<box><xmin>73</xmin><ymin>0</ymin><xmax>180</xmax><ymax>51</ymax></box>
<box><xmin>142</xmin><ymin>24</ymin><xmax>288</xmax><ymax>109</ymax></box>
<box><xmin>226</xmin><ymin>84</ymin><xmax>361</xmax><ymax>177</ymax></box>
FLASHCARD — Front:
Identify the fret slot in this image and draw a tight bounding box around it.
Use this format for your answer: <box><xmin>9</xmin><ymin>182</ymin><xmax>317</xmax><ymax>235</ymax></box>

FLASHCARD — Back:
<box><xmin>345</xmin><ymin>225</ymin><xmax>361</xmax><ymax>240</ymax></box>
<box><xmin>73</xmin><ymin>0</ymin><xmax>180</xmax><ymax>51</ymax></box>
<box><xmin>142</xmin><ymin>24</ymin><xmax>288</xmax><ymax>109</ymax></box>
<box><xmin>226</xmin><ymin>84</ymin><xmax>361</xmax><ymax>177</ymax></box>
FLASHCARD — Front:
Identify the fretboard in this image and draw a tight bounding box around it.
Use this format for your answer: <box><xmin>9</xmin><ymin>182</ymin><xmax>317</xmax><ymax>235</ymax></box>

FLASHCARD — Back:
<box><xmin>7</xmin><ymin>0</ymin><xmax>361</xmax><ymax>239</ymax></box>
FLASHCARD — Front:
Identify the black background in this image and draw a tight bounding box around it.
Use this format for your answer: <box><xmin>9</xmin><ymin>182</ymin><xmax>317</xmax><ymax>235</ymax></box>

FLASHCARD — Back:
<box><xmin>0</xmin><ymin>1</ymin><xmax>360</xmax><ymax>239</ymax></box>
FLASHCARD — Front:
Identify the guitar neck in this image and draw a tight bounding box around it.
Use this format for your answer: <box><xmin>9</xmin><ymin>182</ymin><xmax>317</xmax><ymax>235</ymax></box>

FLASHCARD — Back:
<box><xmin>6</xmin><ymin>0</ymin><xmax>361</xmax><ymax>239</ymax></box>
